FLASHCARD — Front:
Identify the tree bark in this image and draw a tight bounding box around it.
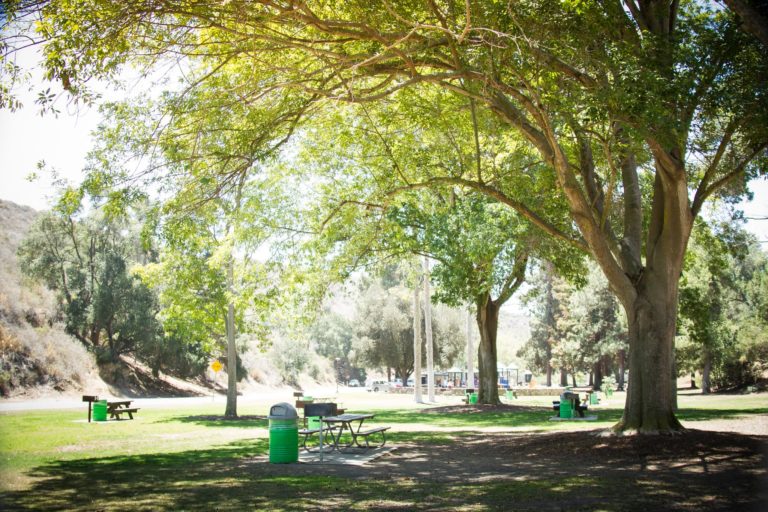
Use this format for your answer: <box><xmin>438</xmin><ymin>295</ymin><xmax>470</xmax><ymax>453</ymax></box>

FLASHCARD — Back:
<box><xmin>702</xmin><ymin>354</ymin><xmax>712</xmax><ymax>394</ymax></box>
<box><xmin>594</xmin><ymin>357</ymin><xmax>605</xmax><ymax>390</ymax></box>
<box><xmin>617</xmin><ymin>349</ymin><xmax>626</xmax><ymax>391</ymax></box>
<box><xmin>476</xmin><ymin>293</ymin><xmax>500</xmax><ymax>404</ymax></box>
<box><xmin>613</xmin><ymin>283</ymin><xmax>685</xmax><ymax>433</ymax></box>
<box><xmin>412</xmin><ymin>282</ymin><xmax>423</xmax><ymax>403</ymax></box>
<box><xmin>466</xmin><ymin>305</ymin><xmax>474</xmax><ymax>390</ymax></box>
<box><xmin>224</xmin><ymin>259</ymin><xmax>238</xmax><ymax>418</ymax></box>
<box><xmin>423</xmin><ymin>256</ymin><xmax>435</xmax><ymax>402</ymax></box>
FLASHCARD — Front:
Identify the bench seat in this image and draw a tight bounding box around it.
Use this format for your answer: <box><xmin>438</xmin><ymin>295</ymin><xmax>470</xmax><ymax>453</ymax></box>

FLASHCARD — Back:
<box><xmin>299</xmin><ymin>425</ymin><xmax>338</xmax><ymax>451</ymax></box>
<box><xmin>353</xmin><ymin>426</ymin><xmax>390</xmax><ymax>448</ymax></box>
<box><xmin>110</xmin><ymin>407</ymin><xmax>139</xmax><ymax>420</ymax></box>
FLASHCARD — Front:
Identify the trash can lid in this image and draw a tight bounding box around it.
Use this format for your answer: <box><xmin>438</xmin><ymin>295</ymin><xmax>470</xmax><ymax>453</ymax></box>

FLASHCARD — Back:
<box><xmin>268</xmin><ymin>402</ymin><xmax>298</xmax><ymax>419</ymax></box>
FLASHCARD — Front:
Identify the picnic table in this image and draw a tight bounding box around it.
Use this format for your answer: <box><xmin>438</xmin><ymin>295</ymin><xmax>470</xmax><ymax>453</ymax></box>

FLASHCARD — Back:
<box><xmin>107</xmin><ymin>400</ymin><xmax>139</xmax><ymax>420</ymax></box>
<box><xmin>555</xmin><ymin>391</ymin><xmax>588</xmax><ymax>418</ymax></box>
<box><xmin>322</xmin><ymin>413</ymin><xmax>389</xmax><ymax>450</ymax></box>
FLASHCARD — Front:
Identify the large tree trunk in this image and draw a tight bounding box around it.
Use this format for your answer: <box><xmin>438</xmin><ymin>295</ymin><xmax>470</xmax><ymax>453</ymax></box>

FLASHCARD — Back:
<box><xmin>476</xmin><ymin>293</ymin><xmax>500</xmax><ymax>404</ymax></box>
<box><xmin>613</xmin><ymin>283</ymin><xmax>685</xmax><ymax>433</ymax></box>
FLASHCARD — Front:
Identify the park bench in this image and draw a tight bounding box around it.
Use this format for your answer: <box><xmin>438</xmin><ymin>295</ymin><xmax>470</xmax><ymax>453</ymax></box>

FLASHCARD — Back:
<box><xmin>351</xmin><ymin>426</ymin><xmax>390</xmax><ymax>448</ymax></box>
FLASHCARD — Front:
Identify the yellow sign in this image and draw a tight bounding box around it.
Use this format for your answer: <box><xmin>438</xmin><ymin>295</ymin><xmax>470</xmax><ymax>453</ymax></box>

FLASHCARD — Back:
<box><xmin>211</xmin><ymin>360</ymin><xmax>223</xmax><ymax>373</ymax></box>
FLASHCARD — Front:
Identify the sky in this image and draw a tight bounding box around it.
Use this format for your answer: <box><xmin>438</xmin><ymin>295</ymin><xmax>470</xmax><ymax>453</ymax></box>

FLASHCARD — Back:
<box><xmin>1</xmin><ymin>47</ymin><xmax>766</xmax><ymax>245</ymax></box>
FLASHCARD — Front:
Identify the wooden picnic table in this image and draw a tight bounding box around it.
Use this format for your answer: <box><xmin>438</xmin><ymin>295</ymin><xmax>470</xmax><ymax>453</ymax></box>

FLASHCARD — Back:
<box><xmin>322</xmin><ymin>413</ymin><xmax>389</xmax><ymax>450</ymax></box>
<box><xmin>107</xmin><ymin>400</ymin><xmax>140</xmax><ymax>420</ymax></box>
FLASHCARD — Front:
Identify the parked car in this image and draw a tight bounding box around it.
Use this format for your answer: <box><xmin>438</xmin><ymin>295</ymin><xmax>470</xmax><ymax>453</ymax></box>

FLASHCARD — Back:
<box><xmin>348</xmin><ymin>379</ymin><xmax>361</xmax><ymax>387</ymax></box>
<box><xmin>367</xmin><ymin>380</ymin><xmax>391</xmax><ymax>392</ymax></box>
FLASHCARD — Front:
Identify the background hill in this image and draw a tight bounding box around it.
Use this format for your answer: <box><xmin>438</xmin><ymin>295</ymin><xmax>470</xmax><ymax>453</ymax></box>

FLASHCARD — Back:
<box><xmin>0</xmin><ymin>199</ymin><xmax>321</xmax><ymax>398</ymax></box>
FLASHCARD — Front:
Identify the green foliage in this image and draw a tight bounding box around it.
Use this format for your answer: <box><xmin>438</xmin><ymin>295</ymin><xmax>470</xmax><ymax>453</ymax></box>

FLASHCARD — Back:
<box><xmin>678</xmin><ymin>217</ymin><xmax>768</xmax><ymax>390</ymax></box>
<box><xmin>17</xmin><ymin>208</ymin><xmax>161</xmax><ymax>361</ymax></box>
<box><xmin>352</xmin><ymin>271</ymin><xmax>463</xmax><ymax>381</ymax></box>
<box><xmin>12</xmin><ymin>0</ymin><xmax>768</xmax><ymax>430</ymax></box>
<box><xmin>307</xmin><ymin>309</ymin><xmax>362</xmax><ymax>382</ymax></box>
<box><xmin>389</xmin><ymin>195</ymin><xmax>529</xmax><ymax>308</ymax></box>
<box><xmin>519</xmin><ymin>262</ymin><xmax>626</xmax><ymax>386</ymax></box>
<box><xmin>268</xmin><ymin>333</ymin><xmax>313</xmax><ymax>387</ymax></box>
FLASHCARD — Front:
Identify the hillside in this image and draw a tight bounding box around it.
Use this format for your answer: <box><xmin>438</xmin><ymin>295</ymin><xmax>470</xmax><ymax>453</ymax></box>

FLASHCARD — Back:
<box><xmin>0</xmin><ymin>199</ymin><xmax>100</xmax><ymax>397</ymax></box>
<box><xmin>0</xmin><ymin>199</ymin><xmax>322</xmax><ymax>399</ymax></box>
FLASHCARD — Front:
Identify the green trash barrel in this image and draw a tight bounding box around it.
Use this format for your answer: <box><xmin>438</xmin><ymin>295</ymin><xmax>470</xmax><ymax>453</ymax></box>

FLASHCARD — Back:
<box><xmin>505</xmin><ymin>390</ymin><xmax>516</xmax><ymax>400</ymax></box>
<box><xmin>469</xmin><ymin>392</ymin><xmax>478</xmax><ymax>404</ymax></box>
<box><xmin>268</xmin><ymin>402</ymin><xmax>299</xmax><ymax>464</ymax></box>
<box><xmin>93</xmin><ymin>400</ymin><xmax>108</xmax><ymax>422</ymax></box>
<box><xmin>559</xmin><ymin>400</ymin><xmax>573</xmax><ymax>419</ymax></box>
<box><xmin>590</xmin><ymin>392</ymin><xmax>599</xmax><ymax>405</ymax></box>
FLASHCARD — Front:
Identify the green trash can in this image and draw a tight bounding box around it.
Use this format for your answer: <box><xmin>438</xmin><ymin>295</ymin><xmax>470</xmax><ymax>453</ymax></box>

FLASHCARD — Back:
<box><xmin>505</xmin><ymin>390</ymin><xmax>516</xmax><ymax>400</ymax></box>
<box><xmin>559</xmin><ymin>400</ymin><xmax>573</xmax><ymax>419</ymax></box>
<box><xmin>307</xmin><ymin>416</ymin><xmax>322</xmax><ymax>430</ymax></box>
<box><xmin>590</xmin><ymin>392</ymin><xmax>600</xmax><ymax>405</ymax></box>
<box><xmin>92</xmin><ymin>400</ymin><xmax>108</xmax><ymax>422</ymax></box>
<box><xmin>268</xmin><ymin>402</ymin><xmax>299</xmax><ymax>464</ymax></box>
<box><xmin>469</xmin><ymin>392</ymin><xmax>478</xmax><ymax>404</ymax></box>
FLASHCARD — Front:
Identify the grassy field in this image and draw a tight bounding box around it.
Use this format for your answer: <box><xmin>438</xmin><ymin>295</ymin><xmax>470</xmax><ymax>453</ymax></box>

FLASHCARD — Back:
<box><xmin>1</xmin><ymin>390</ymin><xmax>766</xmax><ymax>511</ymax></box>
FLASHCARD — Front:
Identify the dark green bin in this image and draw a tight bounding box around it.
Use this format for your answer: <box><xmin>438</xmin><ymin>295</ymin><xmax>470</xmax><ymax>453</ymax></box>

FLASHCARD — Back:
<box><xmin>268</xmin><ymin>402</ymin><xmax>299</xmax><ymax>464</ymax></box>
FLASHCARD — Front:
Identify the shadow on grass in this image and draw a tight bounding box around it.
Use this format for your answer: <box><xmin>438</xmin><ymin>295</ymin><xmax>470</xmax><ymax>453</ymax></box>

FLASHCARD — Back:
<box><xmin>2</xmin><ymin>430</ymin><xmax>765</xmax><ymax>511</ymax></box>
<box><xmin>160</xmin><ymin>405</ymin><xmax>767</xmax><ymax>435</ymax></box>
<box><xmin>373</xmin><ymin>405</ymin><xmax>625</xmax><ymax>428</ymax></box>
<box><xmin>164</xmin><ymin>415</ymin><xmax>269</xmax><ymax>428</ymax></box>
<box><xmin>677</xmin><ymin>407</ymin><xmax>768</xmax><ymax>422</ymax></box>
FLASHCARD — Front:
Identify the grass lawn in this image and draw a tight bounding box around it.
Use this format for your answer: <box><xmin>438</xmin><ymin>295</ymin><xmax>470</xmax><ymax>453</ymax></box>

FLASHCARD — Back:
<box><xmin>0</xmin><ymin>391</ymin><xmax>766</xmax><ymax>511</ymax></box>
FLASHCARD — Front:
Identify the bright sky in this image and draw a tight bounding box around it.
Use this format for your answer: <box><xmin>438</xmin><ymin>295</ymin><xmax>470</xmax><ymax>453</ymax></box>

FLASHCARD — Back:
<box><xmin>1</xmin><ymin>47</ymin><xmax>766</xmax><ymax>245</ymax></box>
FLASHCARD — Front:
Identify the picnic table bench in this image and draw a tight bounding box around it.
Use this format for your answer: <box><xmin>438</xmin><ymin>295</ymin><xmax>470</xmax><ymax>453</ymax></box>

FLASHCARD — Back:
<box><xmin>108</xmin><ymin>400</ymin><xmax>140</xmax><ymax>420</ymax></box>
<box><xmin>323</xmin><ymin>414</ymin><xmax>390</xmax><ymax>450</ymax></box>
<box><xmin>350</xmin><ymin>425</ymin><xmax>390</xmax><ymax>448</ymax></box>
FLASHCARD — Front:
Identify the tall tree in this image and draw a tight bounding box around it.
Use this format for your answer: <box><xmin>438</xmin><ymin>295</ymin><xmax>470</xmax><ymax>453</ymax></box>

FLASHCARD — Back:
<box><xmin>521</xmin><ymin>262</ymin><xmax>627</xmax><ymax>390</ymax></box>
<box><xmin>18</xmin><ymin>200</ymin><xmax>161</xmax><ymax>361</ymax></box>
<box><xmin>678</xmin><ymin>216</ymin><xmax>768</xmax><ymax>392</ymax></box>
<box><xmin>296</xmin><ymin>90</ymin><xmax>580</xmax><ymax>404</ymax></box>
<box><xmin>389</xmin><ymin>196</ymin><xmax>532</xmax><ymax>404</ymax></box>
<box><xmin>24</xmin><ymin>0</ymin><xmax>768</xmax><ymax>432</ymax></box>
<box><xmin>518</xmin><ymin>262</ymin><xmax>566</xmax><ymax>388</ymax></box>
<box><xmin>354</xmin><ymin>274</ymin><xmax>463</xmax><ymax>384</ymax></box>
